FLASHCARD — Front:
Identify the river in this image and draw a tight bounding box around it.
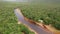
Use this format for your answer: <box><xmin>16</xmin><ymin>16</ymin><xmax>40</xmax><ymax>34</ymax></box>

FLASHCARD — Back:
<box><xmin>14</xmin><ymin>8</ymin><xmax>53</xmax><ymax>34</ymax></box>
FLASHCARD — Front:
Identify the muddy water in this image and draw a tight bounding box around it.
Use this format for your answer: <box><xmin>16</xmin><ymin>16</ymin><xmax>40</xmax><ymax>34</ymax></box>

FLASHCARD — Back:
<box><xmin>14</xmin><ymin>8</ymin><xmax>53</xmax><ymax>34</ymax></box>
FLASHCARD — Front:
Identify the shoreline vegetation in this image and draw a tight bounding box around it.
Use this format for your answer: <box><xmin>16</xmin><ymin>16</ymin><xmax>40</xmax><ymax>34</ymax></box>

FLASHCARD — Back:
<box><xmin>24</xmin><ymin>17</ymin><xmax>60</xmax><ymax>34</ymax></box>
<box><xmin>0</xmin><ymin>1</ymin><xmax>60</xmax><ymax>34</ymax></box>
<box><xmin>0</xmin><ymin>3</ymin><xmax>35</xmax><ymax>34</ymax></box>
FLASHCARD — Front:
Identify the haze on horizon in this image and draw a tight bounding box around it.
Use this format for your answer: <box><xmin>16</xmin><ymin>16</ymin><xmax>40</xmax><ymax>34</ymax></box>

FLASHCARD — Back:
<box><xmin>0</xmin><ymin>0</ymin><xmax>60</xmax><ymax>4</ymax></box>
<box><xmin>1</xmin><ymin>0</ymin><xmax>30</xmax><ymax>2</ymax></box>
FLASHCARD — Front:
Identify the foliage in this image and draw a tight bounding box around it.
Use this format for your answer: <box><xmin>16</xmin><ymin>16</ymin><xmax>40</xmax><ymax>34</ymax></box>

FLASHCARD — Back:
<box><xmin>0</xmin><ymin>2</ymin><xmax>35</xmax><ymax>34</ymax></box>
<box><xmin>20</xmin><ymin>3</ymin><xmax>60</xmax><ymax>30</ymax></box>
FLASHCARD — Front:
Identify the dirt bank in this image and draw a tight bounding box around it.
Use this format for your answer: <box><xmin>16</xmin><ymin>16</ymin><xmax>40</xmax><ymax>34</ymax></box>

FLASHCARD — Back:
<box><xmin>24</xmin><ymin>17</ymin><xmax>60</xmax><ymax>34</ymax></box>
<box><xmin>15</xmin><ymin>8</ymin><xmax>38</xmax><ymax>34</ymax></box>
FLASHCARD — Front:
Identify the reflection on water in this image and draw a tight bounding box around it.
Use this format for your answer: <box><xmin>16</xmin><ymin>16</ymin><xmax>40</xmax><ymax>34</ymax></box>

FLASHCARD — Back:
<box><xmin>14</xmin><ymin>8</ymin><xmax>24</xmax><ymax>21</ymax></box>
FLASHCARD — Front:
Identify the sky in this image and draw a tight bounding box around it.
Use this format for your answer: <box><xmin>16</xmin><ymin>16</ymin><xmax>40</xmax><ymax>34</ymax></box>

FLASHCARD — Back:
<box><xmin>3</xmin><ymin>0</ymin><xmax>16</xmax><ymax>1</ymax></box>
<box><xmin>2</xmin><ymin>0</ymin><xmax>28</xmax><ymax>2</ymax></box>
<box><xmin>0</xmin><ymin>0</ymin><xmax>60</xmax><ymax>3</ymax></box>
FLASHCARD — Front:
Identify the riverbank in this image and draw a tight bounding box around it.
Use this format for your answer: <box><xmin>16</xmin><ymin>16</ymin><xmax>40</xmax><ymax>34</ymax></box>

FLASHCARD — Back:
<box><xmin>24</xmin><ymin>17</ymin><xmax>60</xmax><ymax>34</ymax></box>
<box><xmin>17</xmin><ymin>21</ymin><xmax>38</xmax><ymax>34</ymax></box>
<box><xmin>15</xmin><ymin>8</ymin><xmax>53</xmax><ymax>34</ymax></box>
<box><xmin>15</xmin><ymin>8</ymin><xmax>38</xmax><ymax>34</ymax></box>
<box><xmin>24</xmin><ymin>17</ymin><xmax>51</xmax><ymax>31</ymax></box>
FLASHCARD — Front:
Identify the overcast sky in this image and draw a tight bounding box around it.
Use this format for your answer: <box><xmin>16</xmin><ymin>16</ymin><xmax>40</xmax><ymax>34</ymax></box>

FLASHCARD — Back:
<box><xmin>3</xmin><ymin>0</ymin><xmax>16</xmax><ymax>1</ymax></box>
<box><xmin>2</xmin><ymin>0</ymin><xmax>29</xmax><ymax>2</ymax></box>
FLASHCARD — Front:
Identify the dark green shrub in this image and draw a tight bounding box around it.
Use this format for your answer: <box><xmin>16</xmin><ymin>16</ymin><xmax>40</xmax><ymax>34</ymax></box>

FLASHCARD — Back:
<box><xmin>52</xmin><ymin>23</ymin><xmax>60</xmax><ymax>30</ymax></box>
